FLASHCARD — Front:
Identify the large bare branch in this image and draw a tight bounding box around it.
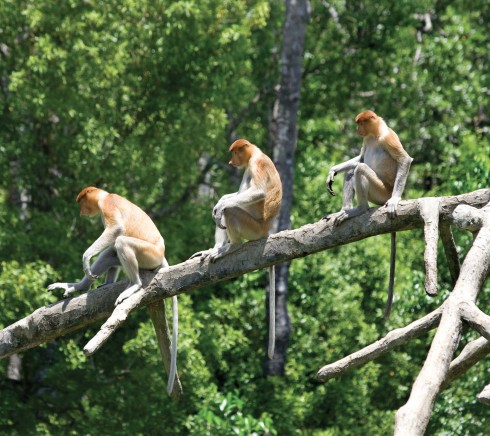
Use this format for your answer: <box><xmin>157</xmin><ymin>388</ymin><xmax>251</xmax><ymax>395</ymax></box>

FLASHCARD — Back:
<box><xmin>316</xmin><ymin>307</ymin><xmax>443</xmax><ymax>381</ymax></box>
<box><xmin>394</xmin><ymin>203</ymin><xmax>490</xmax><ymax>435</ymax></box>
<box><xmin>1</xmin><ymin>190</ymin><xmax>489</xmax><ymax>361</ymax></box>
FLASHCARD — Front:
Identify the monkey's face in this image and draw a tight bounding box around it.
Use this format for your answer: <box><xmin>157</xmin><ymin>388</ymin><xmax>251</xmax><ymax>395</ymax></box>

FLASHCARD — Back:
<box><xmin>79</xmin><ymin>197</ymin><xmax>99</xmax><ymax>217</ymax></box>
<box><xmin>355</xmin><ymin>111</ymin><xmax>378</xmax><ymax>137</ymax></box>
<box><xmin>357</xmin><ymin>121</ymin><xmax>367</xmax><ymax>137</ymax></box>
<box><xmin>357</xmin><ymin>119</ymin><xmax>377</xmax><ymax>137</ymax></box>
<box><xmin>229</xmin><ymin>146</ymin><xmax>248</xmax><ymax>169</ymax></box>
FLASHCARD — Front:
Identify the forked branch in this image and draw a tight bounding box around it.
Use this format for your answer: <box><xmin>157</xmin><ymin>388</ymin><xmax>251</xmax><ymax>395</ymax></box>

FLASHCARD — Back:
<box><xmin>0</xmin><ymin>190</ymin><xmax>489</xmax><ymax>426</ymax></box>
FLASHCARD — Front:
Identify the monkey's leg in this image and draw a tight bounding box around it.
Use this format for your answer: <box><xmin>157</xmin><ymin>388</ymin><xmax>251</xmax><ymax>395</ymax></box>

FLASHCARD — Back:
<box><xmin>224</xmin><ymin>207</ymin><xmax>266</xmax><ymax>242</ymax></box>
<box><xmin>114</xmin><ymin>236</ymin><xmax>163</xmax><ymax>305</ymax></box>
<box><xmin>190</xmin><ymin>226</ymin><xmax>229</xmax><ymax>260</ymax></box>
<box><xmin>335</xmin><ymin>164</ymin><xmax>390</xmax><ymax>226</ymax></box>
<box><xmin>48</xmin><ymin>247</ymin><xmax>120</xmax><ymax>297</ymax></box>
<box><xmin>103</xmin><ymin>266</ymin><xmax>121</xmax><ymax>286</ymax></box>
<box><xmin>209</xmin><ymin>207</ymin><xmax>266</xmax><ymax>262</ymax></box>
<box><xmin>342</xmin><ymin>169</ymin><xmax>356</xmax><ymax>209</ymax></box>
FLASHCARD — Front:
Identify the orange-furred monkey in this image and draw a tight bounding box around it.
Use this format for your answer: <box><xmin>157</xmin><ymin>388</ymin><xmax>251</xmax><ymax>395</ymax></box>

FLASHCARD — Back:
<box><xmin>325</xmin><ymin>111</ymin><xmax>413</xmax><ymax>318</ymax></box>
<box><xmin>48</xmin><ymin>187</ymin><xmax>178</xmax><ymax>394</ymax></box>
<box><xmin>191</xmin><ymin>139</ymin><xmax>282</xmax><ymax>358</ymax></box>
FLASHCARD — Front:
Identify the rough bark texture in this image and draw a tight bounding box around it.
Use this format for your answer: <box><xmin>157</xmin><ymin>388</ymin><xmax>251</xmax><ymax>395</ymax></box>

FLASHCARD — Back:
<box><xmin>1</xmin><ymin>189</ymin><xmax>489</xmax><ymax>362</ymax></box>
<box><xmin>267</xmin><ymin>0</ymin><xmax>310</xmax><ymax>375</ymax></box>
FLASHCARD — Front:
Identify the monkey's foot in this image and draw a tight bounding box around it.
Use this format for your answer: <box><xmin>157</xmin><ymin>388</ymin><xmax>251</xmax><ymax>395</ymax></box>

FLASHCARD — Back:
<box><xmin>189</xmin><ymin>249</ymin><xmax>213</xmax><ymax>261</ymax></box>
<box><xmin>115</xmin><ymin>284</ymin><xmax>142</xmax><ymax>306</ymax></box>
<box><xmin>209</xmin><ymin>243</ymin><xmax>240</xmax><ymax>263</ymax></box>
<box><xmin>47</xmin><ymin>282</ymin><xmax>77</xmax><ymax>298</ymax></box>
<box><xmin>334</xmin><ymin>207</ymin><xmax>366</xmax><ymax>226</ymax></box>
<box><xmin>384</xmin><ymin>197</ymin><xmax>400</xmax><ymax>219</ymax></box>
<box><xmin>322</xmin><ymin>213</ymin><xmax>335</xmax><ymax>221</ymax></box>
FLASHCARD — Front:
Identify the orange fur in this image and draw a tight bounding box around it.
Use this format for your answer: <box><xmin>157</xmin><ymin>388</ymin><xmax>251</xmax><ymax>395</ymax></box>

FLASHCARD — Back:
<box><xmin>355</xmin><ymin>110</ymin><xmax>411</xmax><ymax>196</ymax></box>
<box><xmin>76</xmin><ymin>187</ymin><xmax>165</xmax><ymax>258</ymax></box>
<box><xmin>228</xmin><ymin>139</ymin><xmax>282</xmax><ymax>229</ymax></box>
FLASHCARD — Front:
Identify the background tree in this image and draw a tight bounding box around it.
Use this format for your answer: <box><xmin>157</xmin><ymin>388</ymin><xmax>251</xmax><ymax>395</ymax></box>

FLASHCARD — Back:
<box><xmin>267</xmin><ymin>0</ymin><xmax>310</xmax><ymax>376</ymax></box>
<box><xmin>1</xmin><ymin>0</ymin><xmax>489</xmax><ymax>434</ymax></box>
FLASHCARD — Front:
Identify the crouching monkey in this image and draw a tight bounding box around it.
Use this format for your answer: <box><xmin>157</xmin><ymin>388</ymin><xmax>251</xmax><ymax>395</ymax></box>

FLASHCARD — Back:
<box><xmin>48</xmin><ymin>187</ymin><xmax>178</xmax><ymax>394</ymax></box>
<box><xmin>191</xmin><ymin>139</ymin><xmax>282</xmax><ymax>358</ymax></box>
<box><xmin>324</xmin><ymin>111</ymin><xmax>413</xmax><ymax>318</ymax></box>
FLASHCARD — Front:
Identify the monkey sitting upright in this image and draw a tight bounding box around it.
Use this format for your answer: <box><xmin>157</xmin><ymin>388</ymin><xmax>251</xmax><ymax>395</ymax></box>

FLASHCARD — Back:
<box><xmin>191</xmin><ymin>139</ymin><xmax>283</xmax><ymax>358</ymax></box>
<box><xmin>325</xmin><ymin>111</ymin><xmax>413</xmax><ymax>318</ymax></box>
<box><xmin>48</xmin><ymin>187</ymin><xmax>178</xmax><ymax>394</ymax></box>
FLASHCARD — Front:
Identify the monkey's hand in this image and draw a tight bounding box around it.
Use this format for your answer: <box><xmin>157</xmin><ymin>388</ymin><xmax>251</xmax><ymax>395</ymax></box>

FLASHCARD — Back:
<box><xmin>385</xmin><ymin>196</ymin><xmax>400</xmax><ymax>219</ymax></box>
<box><xmin>83</xmin><ymin>256</ymin><xmax>99</xmax><ymax>281</ymax></box>
<box><xmin>83</xmin><ymin>266</ymin><xmax>99</xmax><ymax>281</ymax></box>
<box><xmin>212</xmin><ymin>203</ymin><xmax>227</xmax><ymax>229</ymax></box>
<box><xmin>326</xmin><ymin>170</ymin><xmax>337</xmax><ymax>196</ymax></box>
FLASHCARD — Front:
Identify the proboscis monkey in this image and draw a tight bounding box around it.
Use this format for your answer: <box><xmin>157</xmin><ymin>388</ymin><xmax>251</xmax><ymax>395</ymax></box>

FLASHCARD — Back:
<box><xmin>47</xmin><ymin>187</ymin><xmax>178</xmax><ymax>394</ymax></box>
<box><xmin>191</xmin><ymin>139</ymin><xmax>282</xmax><ymax>358</ymax></box>
<box><xmin>325</xmin><ymin>111</ymin><xmax>413</xmax><ymax>318</ymax></box>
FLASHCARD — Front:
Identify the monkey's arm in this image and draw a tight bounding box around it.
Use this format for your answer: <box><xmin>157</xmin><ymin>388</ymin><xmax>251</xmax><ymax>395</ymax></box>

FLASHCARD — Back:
<box><xmin>83</xmin><ymin>226</ymin><xmax>123</xmax><ymax>279</ymax></box>
<box><xmin>326</xmin><ymin>155</ymin><xmax>361</xmax><ymax>196</ymax></box>
<box><xmin>212</xmin><ymin>187</ymin><xmax>265</xmax><ymax>228</ymax></box>
<box><xmin>219</xmin><ymin>192</ymin><xmax>238</xmax><ymax>201</ymax></box>
<box><xmin>385</xmin><ymin>155</ymin><xmax>412</xmax><ymax>217</ymax></box>
<box><xmin>383</xmin><ymin>136</ymin><xmax>413</xmax><ymax>217</ymax></box>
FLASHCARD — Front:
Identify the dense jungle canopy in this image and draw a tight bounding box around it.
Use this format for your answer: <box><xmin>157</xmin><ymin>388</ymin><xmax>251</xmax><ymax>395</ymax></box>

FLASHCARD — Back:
<box><xmin>0</xmin><ymin>0</ymin><xmax>489</xmax><ymax>434</ymax></box>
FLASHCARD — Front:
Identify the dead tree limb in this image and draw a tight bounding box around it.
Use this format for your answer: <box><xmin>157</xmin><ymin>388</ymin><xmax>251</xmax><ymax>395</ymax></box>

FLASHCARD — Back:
<box><xmin>419</xmin><ymin>197</ymin><xmax>440</xmax><ymax>296</ymax></box>
<box><xmin>315</xmin><ymin>196</ymin><xmax>490</xmax><ymax>435</ymax></box>
<box><xmin>444</xmin><ymin>337</ymin><xmax>490</xmax><ymax>389</ymax></box>
<box><xmin>1</xmin><ymin>190</ymin><xmax>490</xmax><ymax>420</ymax></box>
<box><xmin>316</xmin><ymin>307</ymin><xmax>443</xmax><ymax>381</ymax></box>
<box><xmin>0</xmin><ymin>189</ymin><xmax>489</xmax><ymax>364</ymax></box>
<box><xmin>439</xmin><ymin>222</ymin><xmax>460</xmax><ymax>284</ymax></box>
<box><xmin>395</xmin><ymin>206</ymin><xmax>490</xmax><ymax>435</ymax></box>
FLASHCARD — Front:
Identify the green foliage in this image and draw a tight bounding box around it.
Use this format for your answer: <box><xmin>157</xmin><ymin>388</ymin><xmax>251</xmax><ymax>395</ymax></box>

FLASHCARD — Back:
<box><xmin>186</xmin><ymin>390</ymin><xmax>276</xmax><ymax>435</ymax></box>
<box><xmin>0</xmin><ymin>261</ymin><xmax>58</xmax><ymax>327</ymax></box>
<box><xmin>1</xmin><ymin>0</ymin><xmax>489</xmax><ymax>434</ymax></box>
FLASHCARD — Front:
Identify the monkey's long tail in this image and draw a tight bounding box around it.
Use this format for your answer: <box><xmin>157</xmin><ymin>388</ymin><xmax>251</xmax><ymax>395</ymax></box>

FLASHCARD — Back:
<box><xmin>268</xmin><ymin>265</ymin><xmax>276</xmax><ymax>359</ymax></box>
<box><xmin>384</xmin><ymin>232</ymin><xmax>396</xmax><ymax>319</ymax></box>
<box><xmin>167</xmin><ymin>295</ymin><xmax>178</xmax><ymax>395</ymax></box>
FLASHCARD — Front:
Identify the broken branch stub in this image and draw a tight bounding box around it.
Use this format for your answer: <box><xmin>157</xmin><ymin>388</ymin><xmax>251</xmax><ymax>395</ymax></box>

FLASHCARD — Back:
<box><xmin>419</xmin><ymin>197</ymin><xmax>440</xmax><ymax>296</ymax></box>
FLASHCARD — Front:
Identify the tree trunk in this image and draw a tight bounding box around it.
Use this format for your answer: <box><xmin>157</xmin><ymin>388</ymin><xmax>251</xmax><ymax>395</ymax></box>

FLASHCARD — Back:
<box><xmin>266</xmin><ymin>0</ymin><xmax>310</xmax><ymax>375</ymax></box>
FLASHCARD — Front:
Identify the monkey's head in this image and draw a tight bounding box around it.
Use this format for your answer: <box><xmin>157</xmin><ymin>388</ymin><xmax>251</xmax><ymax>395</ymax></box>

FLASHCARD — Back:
<box><xmin>76</xmin><ymin>186</ymin><xmax>101</xmax><ymax>217</ymax></box>
<box><xmin>229</xmin><ymin>139</ymin><xmax>253</xmax><ymax>169</ymax></box>
<box><xmin>355</xmin><ymin>110</ymin><xmax>381</xmax><ymax>137</ymax></box>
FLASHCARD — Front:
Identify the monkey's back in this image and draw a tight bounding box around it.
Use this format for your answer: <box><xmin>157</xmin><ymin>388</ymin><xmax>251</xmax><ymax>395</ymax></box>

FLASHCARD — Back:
<box><xmin>255</xmin><ymin>153</ymin><xmax>282</xmax><ymax>223</ymax></box>
<box><xmin>105</xmin><ymin>194</ymin><xmax>164</xmax><ymax>246</ymax></box>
